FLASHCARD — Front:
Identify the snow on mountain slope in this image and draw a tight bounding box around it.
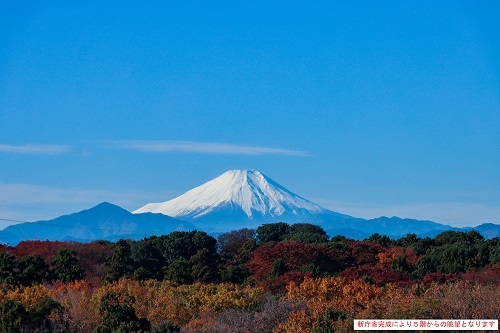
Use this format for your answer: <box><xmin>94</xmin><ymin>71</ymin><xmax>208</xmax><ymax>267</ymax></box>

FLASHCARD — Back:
<box><xmin>133</xmin><ymin>170</ymin><xmax>330</xmax><ymax>222</ymax></box>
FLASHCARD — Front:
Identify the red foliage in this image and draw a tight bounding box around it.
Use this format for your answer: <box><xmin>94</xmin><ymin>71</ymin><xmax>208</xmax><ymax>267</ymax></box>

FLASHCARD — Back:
<box><xmin>349</xmin><ymin>241</ymin><xmax>385</xmax><ymax>267</ymax></box>
<box><xmin>422</xmin><ymin>272</ymin><xmax>460</xmax><ymax>284</ymax></box>
<box><xmin>247</xmin><ymin>241</ymin><xmax>350</xmax><ymax>292</ymax></box>
<box><xmin>340</xmin><ymin>266</ymin><xmax>410</xmax><ymax>286</ymax></box>
<box><xmin>0</xmin><ymin>244</ymin><xmax>12</xmax><ymax>253</ymax></box>
<box><xmin>11</xmin><ymin>240</ymin><xmax>73</xmax><ymax>262</ymax></box>
<box><xmin>9</xmin><ymin>240</ymin><xmax>112</xmax><ymax>286</ymax></box>
<box><xmin>461</xmin><ymin>264</ymin><xmax>500</xmax><ymax>285</ymax></box>
<box><xmin>72</xmin><ymin>241</ymin><xmax>113</xmax><ymax>286</ymax></box>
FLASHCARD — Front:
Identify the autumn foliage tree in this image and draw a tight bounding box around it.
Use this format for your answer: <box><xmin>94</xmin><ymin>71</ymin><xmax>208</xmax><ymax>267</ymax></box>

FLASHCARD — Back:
<box><xmin>1</xmin><ymin>226</ymin><xmax>500</xmax><ymax>332</ymax></box>
<box><xmin>247</xmin><ymin>241</ymin><xmax>352</xmax><ymax>292</ymax></box>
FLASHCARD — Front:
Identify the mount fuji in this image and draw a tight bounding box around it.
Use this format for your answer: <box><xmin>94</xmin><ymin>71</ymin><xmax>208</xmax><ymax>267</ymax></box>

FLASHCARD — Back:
<box><xmin>2</xmin><ymin>170</ymin><xmax>498</xmax><ymax>245</ymax></box>
<box><xmin>134</xmin><ymin>169</ymin><xmax>496</xmax><ymax>238</ymax></box>
<box><xmin>133</xmin><ymin>169</ymin><xmax>354</xmax><ymax>232</ymax></box>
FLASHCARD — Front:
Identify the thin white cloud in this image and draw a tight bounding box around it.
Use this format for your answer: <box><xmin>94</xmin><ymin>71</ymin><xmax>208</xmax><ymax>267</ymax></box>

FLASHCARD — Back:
<box><xmin>0</xmin><ymin>144</ymin><xmax>71</xmax><ymax>155</ymax></box>
<box><xmin>104</xmin><ymin>140</ymin><xmax>309</xmax><ymax>156</ymax></box>
<box><xmin>0</xmin><ymin>183</ymin><xmax>173</xmax><ymax>227</ymax></box>
<box><xmin>314</xmin><ymin>198</ymin><xmax>500</xmax><ymax>228</ymax></box>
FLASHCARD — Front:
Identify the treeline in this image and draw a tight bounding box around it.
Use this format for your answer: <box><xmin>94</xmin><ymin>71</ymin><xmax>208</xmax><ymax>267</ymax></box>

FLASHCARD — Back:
<box><xmin>0</xmin><ymin>223</ymin><xmax>499</xmax><ymax>332</ymax></box>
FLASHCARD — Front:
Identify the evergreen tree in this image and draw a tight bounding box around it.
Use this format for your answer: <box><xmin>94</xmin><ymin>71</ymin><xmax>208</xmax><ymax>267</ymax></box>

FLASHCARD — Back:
<box><xmin>256</xmin><ymin>222</ymin><xmax>290</xmax><ymax>244</ymax></box>
<box><xmin>218</xmin><ymin>228</ymin><xmax>256</xmax><ymax>266</ymax></box>
<box><xmin>366</xmin><ymin>233</ymin><xmax>393</xmax><ymax>247</ymax></box>
<box><xmin>106</xmin><ymin>239</ymin><xmax>134</xmax><ymax>282</ymax></box>
<box><xmin>131</xmin><ymin>240</ymin><xmax>165</xmax><ymax>280</ymax></box>
<box><xmin>94</xmin><ymin>292</ymin><xmax>150</xmax><ymax>333</ymax></box>
<box><xmin>0</xmin><ymin>299</ymin><xmax>27</xmax><ymax>332</ymax></box>
<box><xmin>285</xmin><ymin>223</ymin><xmax>328</xmax><ymax>244</ymax></box>
<box><xmin>164</xmin><ymin>258</ymin><xmax>192</xmax><ymax>284</ymax></box>
<box><xmin>52</xmin><ymin>248</ymin><xmax>85</xmax><ymax>282</ymax></box>
<box><xmin>27</xmin><ymin>297</ymin><xmax>61</xmax><ymax>331</ymax></box>
<box><xmin>190</xmin><ymin>248</ymin><xmax>220</xmax><ymax>283</ymax></box>
<box><xmin>0</xmin><ymin>252</ymin><xmax>17</xmax><ymax>285</ymax></box>
<box><xmin>17</xmin><ymin>255</ymin><xmax>51</xmax><ymax>286</ymax></box>
<box><xmin>312</xmin><ymin>307</ymin><xmax>346</xmax><ymax>333</ymax></box>
<box><xmin>161</xmin><ymin>231</ymin><xmax>217</xmax><ymax>264</ymax></box>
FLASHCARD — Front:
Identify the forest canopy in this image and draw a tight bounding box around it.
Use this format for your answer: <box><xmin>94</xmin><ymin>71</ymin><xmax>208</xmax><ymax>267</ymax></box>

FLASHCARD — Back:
<box><xmin>0</xmin><ymin>223</ymin><xmax>499</xmax><ymax>332</ymax></box>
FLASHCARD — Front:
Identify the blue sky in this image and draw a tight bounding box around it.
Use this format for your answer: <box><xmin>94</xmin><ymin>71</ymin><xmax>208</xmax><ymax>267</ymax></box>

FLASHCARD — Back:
<box><xmin>1</xmin><ymin>1</ymin><xmax>499</xmax><ymax>228</ymax></box>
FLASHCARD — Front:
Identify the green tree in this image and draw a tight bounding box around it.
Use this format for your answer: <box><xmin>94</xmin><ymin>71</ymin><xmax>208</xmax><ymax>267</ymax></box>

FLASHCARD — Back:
<box><xmin>434</xmin><ymin>230</ymin><xmax>484</xmax><ymax>246</ymax></box>
<box><xmin>94</xmin><ymin>292</ymin><xmax>150</xmax><ymax>333</ymax></box>
<box><xmin>414</xmin><ymin>240</ymin><xmax>488</xmax><ymax>276</ymax></box>
<box><xmin>52</xmin><ymin>248</ymin><xmax>85</xmax><ymax>282</ymax></box>
<box><xmin>395</xmin><ymin>233</ymin><xmax>420</xmax><ymax>247</ymax></box>
<box><xmin>330</xmin><ymin>235</ymin><xmax>352</xmax><ymax>243</ymax></box>
<box><xmin>27</xmin><ymin>297</ymin><xmax>61</xmax><ymax>331</ymax></box>
<box><xmin>256</xmin><ymin>222</ymin><xmax>290</xmax><ymax>244</ymax></box>
<box><xmin>312</xmin><ymin>307</ymin><xmax>346</xmax><ymax>333</ymax></box>
<box><xmin>412</xmin><ymin>237</ymin><xmax>435</xmax><ymax>256</ymax></box>
<box><xmin>164</xmin><ymin>258</ymin><xmax>192</xmax><ymax>284</ymax></box>
<box><xmin>233</xmin><ymin>239</ymin><xmax>258</xmax><ymax>265</ymax></box>
<box><xmin>131</xmin><ymin>240</ymin><xmax>165</xmax><ymax>280</ymax></box>
<box><xmin>152</xmin><ymin>321</ymin><xmax>180</xmax><ymax>333</ymax></box>
<box><xmin>218</xmin><ymin>228</ymin><xmax>256</xmax><ymax>266</ymax></box>
<box><xmin>0</xmin><ymin>252</ymin><xmax>17</xmax><ymax>285</ymax></box>
<box><xmin>17</xmin><ymin>255</ymin><xmax>51</xmax><ymax>286</ymax></box>
<box><xmin>190</xmin><ymin>248</ymin><xmax>220</xmax><ymax>283</ymax></box>
<box><xmin>366</xmin><ymin>233</ymin><xmax>393</xmax><ymax>247</ymax></box>
<box><xmin>0</xmin><ymin>299</ymin><xmax>27</xmax><ymax>333</ymax></box>
<box><xmin>220</xmin><ymin>265</ymin><xmax>250</xmax><ymax>283</ymax></box>
<box><xmin>285</xmin><ymin>223</ymin><xmax>328</xmax><ymax>244</ymax></box>
<box><xmin>391</xmin><ymin>256</ymin><xmax>414</xmax><ymax>274</ymax></box>
<box><xmin>161</xmin><ymin>231</ymin><xmax>217</xmax><ymax>263</ymax></box>
<box><xmin>488</xmin><ymin>237</ymin><xmax>500</xmax><ymax>264</ymax></box>
<box><xmin>106</xmin><ymin>239</ymin><xmax>134</xmax><ymax>282</ymax></box>
<box><xmin>271</xmin><ymin>257</ymin><xmax>287</xmax><ymax>277</ymax></box>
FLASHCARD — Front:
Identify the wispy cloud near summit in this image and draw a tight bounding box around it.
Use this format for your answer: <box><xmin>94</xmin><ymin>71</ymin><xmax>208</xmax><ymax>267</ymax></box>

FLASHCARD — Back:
<box><xmin>0</xmin><ymin>144</ymin><xmax>71</xmax><ymax>155</ymax></box>
<box><xmin>105</xmin><ymin>140</ymin><xmax>309</xmax><ymax>156</ymax></box>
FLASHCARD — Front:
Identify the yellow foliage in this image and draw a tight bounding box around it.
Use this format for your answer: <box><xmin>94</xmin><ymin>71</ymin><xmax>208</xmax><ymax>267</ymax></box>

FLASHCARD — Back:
<box><xmin>92</xmin><ymin>279</ymin><xmax>265</xmax><ymax>327</ymax></box>
<box><xmin>163</xmin><ymin>281</ymin><xmax>265</xmax><ymax>325</ymax></box>
<box><xmin>272</xmin><ymin>308</ymin><xmax>314</xmax><ymax>333</ymax></box>
<box><xmin>2</xmin><ymin>276</ymin><xmax>497</xmax><ymax>332</ymax></box>
<box><xmin>5</xmin><ymin>284</ymin><xmax>49</xmax><ymax>308</ymax></box>
<box><xmin>286</xmin><ymin>276</ymin><xmax>345</xmax><ymax>303</ymax></box>
<box><xmin>285</xmin><ymin>277</ymin><xmax>383</xmax><ymax>314</ymax></box>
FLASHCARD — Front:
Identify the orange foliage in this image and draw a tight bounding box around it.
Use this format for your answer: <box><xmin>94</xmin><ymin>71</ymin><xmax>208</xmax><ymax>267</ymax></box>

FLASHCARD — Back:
<box><xmin>4</xmin><ymin>284</ymin><xmax>50</xmax><ymax>308</ymax></box>
<box><xmin>1</xmin><ymin>236</ymin><xmax>499</xmax><ymax>333</ymax></box>
<box><xmin>285</xmin><ymin>277</ymin><xmax>384</xmax><ymax>314</ymax></box>
<box><xmin>376</xmin><ymin>246</ymin><xmax>418</xmax><ymax>268</ymax></box>
<box><xmin>272</xmin><ymin>308</ymin><xmax>315</xmax><ymax>333</ymax></box>
<box><xmin>182</xmin><ymin>316</ymin><xmax>218</xmax><ymax>333</ymax></box>
<box><xmin>280</xmin><ymin>276</ymin><xmax>500</xmax><ymax>333</ymax></box>
<box><xmin>47</xmin><ymin>280</ymin><xmax>99</xmax><ymax>332</ymax></box>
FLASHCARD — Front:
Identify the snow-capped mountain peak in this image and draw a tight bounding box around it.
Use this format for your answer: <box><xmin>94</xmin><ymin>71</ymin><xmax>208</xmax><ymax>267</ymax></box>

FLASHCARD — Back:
<box><xmin>133</xmin><ymin>170</ymin><xmax>329</xmax><ymax>225</ymax></box>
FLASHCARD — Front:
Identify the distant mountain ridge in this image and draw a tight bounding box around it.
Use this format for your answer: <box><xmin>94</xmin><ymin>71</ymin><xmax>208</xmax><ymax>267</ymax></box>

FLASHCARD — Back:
<box><xmin>1</xmin><ymin>170</ymin><xmax>499</xmax><ymax>245</ymax></box>
<box><xmin>0</xmin><ymin>202</ymin><xmax>195</xmax><ymax>245</ymax></box>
